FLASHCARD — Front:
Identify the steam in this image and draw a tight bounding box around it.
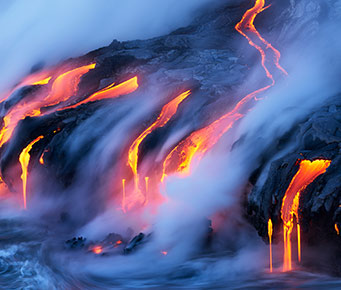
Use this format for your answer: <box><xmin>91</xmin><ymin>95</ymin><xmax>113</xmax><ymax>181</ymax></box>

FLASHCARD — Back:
<box><xmin>0</xmin><ymin>0</ymin><xmax>340</xmax><ymax>287</ymax></box>
<box><xmin>0</xmin><ymin>0</ymin><xmax>217</xmax><ymax>92</ymax></box>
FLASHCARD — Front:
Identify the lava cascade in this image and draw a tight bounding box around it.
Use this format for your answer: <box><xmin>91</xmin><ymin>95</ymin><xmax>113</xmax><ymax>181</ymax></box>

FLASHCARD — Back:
<box><xmin>125</xmin><ymin>90</ymin><xmax>191</xmax><ymax>208</ymax></box>
<box><xmin>281</xmin><ymin>159</ymin><xmax>331</xmax><ymax>271</ymax></box>
<box><xmin>19</xmin><ymin>135</ymin><xmax>44</xmax><ymax>209</ymax></box>
<box><xmin>268</xmin><ymin>218</ymin><xmax>273</xmax><ymax>272</ymax></box>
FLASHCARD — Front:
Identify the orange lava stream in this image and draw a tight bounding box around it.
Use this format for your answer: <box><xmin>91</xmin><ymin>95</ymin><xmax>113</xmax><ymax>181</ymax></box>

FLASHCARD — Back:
<box><xmin>335</xmin><ymin>224</ymin><xmax>340</xmax><ymax>235</ymax></box>
<box><xmin>0</xmin><ymin>64</ymin><xmax>95</xmax><ymax>149</ymax></box>
<box><xmin>59</xmin><ymin>76</ymin><xmax>139</xmax><ymax>111</ymax></box>
<box><xmin>128</xmin><ymin>90</ymin><xmax>191</xmax><ymax>185</ymax></box>
<box><xmin>281</xmin><ymin>159</ymin><xmax>331</xmax><ymax>271</ymax></box>
<box><xmin>19</xmin><ymin>135</ymin><xmax>44</xmax><ymax>209</ymax></box>
<box><xmin>162</xmin><ymin>0</ymin><xmax>286</xmax><ymax>179</ymax></box>
<box><xmin>235</xmin><ymin>0</ymin><xmax>287</xmax><ymax>79</ymax></box>
<box><xmin>268</xmin><ymin>218</ymin><xmax>273</xmax><ymax>272</ymax></box>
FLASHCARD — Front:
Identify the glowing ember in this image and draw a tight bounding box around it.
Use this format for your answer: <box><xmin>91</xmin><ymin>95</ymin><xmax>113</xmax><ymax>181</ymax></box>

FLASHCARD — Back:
<box><xmin>162</xmin><ymin>0</ymin><xmax>287</xmax><ymax>179</ymax></box>
<box><xmin>114</xmin><ymin>240</ymin><xmax>122</xmax><ymax>247</ymax></box>
<box><xmin>59</xmin><ymin>76</ymin><xmax>139</xmax><ymax>110</ymax></box>
<box><xmin>268</xmin><ymin>219</ymin><xmax>273</xmax><ymax>273</ymax></box>
<box><xmin>128</xmin><ymin>90</ymin><xmax>191</xmax><ymax>186</ymax></box>
<box><xmin>92</xmin><ymin>246</ymin><xmax>103</xmax><ymax>254</ymax></box>
<box><xmin>335</xmin><ymin>224</ymin><xmax>340</xmax><ymax>235</ymax></box>
<box><xmin>19</xmin><ymin>136</ymin><xmax>44</xmax><ymax>209</ymax></box>
<box><xmin>281</xmin><ymin>159</ymin><xmax>331</xmax><ymax>271</ymax></box>
<box><xmin>161</xmin><ymin>251</ymin><xmax>168</xmax><ymax>256</ymax></box>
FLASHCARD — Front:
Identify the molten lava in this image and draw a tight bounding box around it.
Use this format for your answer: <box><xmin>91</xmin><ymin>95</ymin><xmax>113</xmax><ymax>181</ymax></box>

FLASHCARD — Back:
<box><xmin>281</xmin><ymin>159</ymin><xmax>331</xmax><ymax>271</ymax></box>
<box><xmin>162</xmin><ymin>0</ymin><xmax>287</xmax><ymax>179</ymax></box>
<box><xmin>268</xmin><ymin>219</ymin><xmax>273</xmax><ymax>272</ymax></box>
<box><xmin>59</xmin><ymin>76</ymin><xmax>139</xmax><ymax>110</ymax></box>
<box><xmin>0</xmin><ymin>64</ymin><xmax>95</xmax><ymax>149</ymax></box>
<box><xmin>235</xmin><ymin>0</ymin><xmax>287</xmax><ymax>80</ymax></box>
<box><xmin>335</xmin><ymin>224</ymin><xmax>340</xmax><ymax>235</ymax></box>
<box><xmin>31</xmin><ymin>77</ymin><xmax>52</xmax><ymax>86</ymax></box>
<box><xmin>19</xmin><ymin>136</ymin><xmax>44</xmax><ymax>209</ymax></box>
<box><xmin>38</xmin><ymin>63</ymin><xmax>96</xmax><ymax>111</ymax></box>
<box><xmin>128</xmin><ymin>90</ymin><xmax>191</xmax><ymax>180</ymax></box>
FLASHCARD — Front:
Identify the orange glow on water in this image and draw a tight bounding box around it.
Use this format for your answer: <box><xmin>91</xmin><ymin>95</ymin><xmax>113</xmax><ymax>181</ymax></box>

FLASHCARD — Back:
<box><xmin>161</xmin><ymin>0</ymin><xmax>286</xmax><ymax>179</ymax></box>
<box><xmin>335</xmin><ymin>224</ymin><xmax>340</xmax><ymax>235</ymax></box>
<box><xmin>161</xmin><ymin>251</ymin><xmax>168</xmax><ymax>256</ymax></box>
<box><xmin>60</xmin><ymin>76</ymin><xmax>139</xmax><ymax>110</ymax></box>
<box><xmin>268</xmin><ymin>219</ymin><xmax>273</xmax><ymax>273</ymax></box>
<box><xmin>281</xmin><ymin>159</ymin><xmax>331</xmax><ymax>271</ymax></box>
<box><xmin>19</xmin><ymin>136</ymin><xmax>44</xmax><ymax>209</ymax></box>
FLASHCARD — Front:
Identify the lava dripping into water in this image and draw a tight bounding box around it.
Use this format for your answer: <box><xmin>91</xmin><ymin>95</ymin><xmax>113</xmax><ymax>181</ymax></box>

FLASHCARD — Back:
<box><xmin>268</xmin><ymin>219</ymin><xmax>273</xmax><ymax>272</ymax></box>
<box><xmin>125</xmin><ymin>90</ymin><xmax>191</xmax><ymax>208</ymax></box>
<box><xmin>280</xmin><ymin>159</ymin><xmax>331</xmax><ymax>271</ymax></box>
<box><xmin>162</xmin><ymin>0</ymin><xmax>287</xmax><ymax>179</ymax></box>
<box><xmin>19</xmin><ymin>135</ymin><xmax>44</xmax><ymax>209</ymax></box>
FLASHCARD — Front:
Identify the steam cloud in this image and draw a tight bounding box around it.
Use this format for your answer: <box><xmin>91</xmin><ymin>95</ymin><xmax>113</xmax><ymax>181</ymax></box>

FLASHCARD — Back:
<box><xmin>0</xmin><ymin>0</ymin><xmax>340</xmax><ymax>287</ymax></box>
<box><xmin>0</xmin><ymin>0</ymin><xmax>218</xmax><ymax>91</ymax></box>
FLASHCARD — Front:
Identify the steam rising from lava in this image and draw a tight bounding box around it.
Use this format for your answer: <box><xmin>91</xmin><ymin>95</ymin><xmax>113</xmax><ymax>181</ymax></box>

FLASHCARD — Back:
<box><xmin>0</xmin><ymin>0</ymin><xmax>340</xmax><ymax>287</ymax></box>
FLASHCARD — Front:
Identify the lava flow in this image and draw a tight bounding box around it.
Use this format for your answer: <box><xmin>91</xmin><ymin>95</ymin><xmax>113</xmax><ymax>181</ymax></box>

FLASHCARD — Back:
<box><xmin>59</xmin><ymin>76</ymin><xmax>139</xmax><ymax>110</ymax></box>
<box><xmin>162</xmin><ymin>0</ymin><xmax>286</xmax><ymax>179</ymax></box>
<box><xmin>0</xmin><ymin>64</ymin><xmax>95</xmax><ymax>149</ymax></box>
<box><xmin>19</xmin><ymin>136</ymin><xmax>44</xmax><ymax>209</ymax></box>
<box><xmin>335</xmin><ymin>224</ymin><xmax>340</xmax><ymax>235</ymax></box>
<box><xmin>128</xmin><ymin>90</ymin><xmax>191</xmax><ymax>188</ymax></box>
<box><xmin>281</xmin><ymin>159</ymin><xmax>331</xmax><ymax>271</ymax></box>
<box><xmin>268</xmin><ymin>218</ymin><xmax>273</xmax><ymax>272</ymax></box>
